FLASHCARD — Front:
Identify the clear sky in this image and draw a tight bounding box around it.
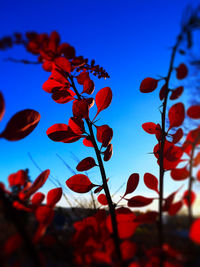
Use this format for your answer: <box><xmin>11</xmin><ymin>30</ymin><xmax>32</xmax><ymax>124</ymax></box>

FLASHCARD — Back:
<box><xmin>0</xmin><ymin>0</ymin><xmax>199</xmax><ymax>207</ymax></box>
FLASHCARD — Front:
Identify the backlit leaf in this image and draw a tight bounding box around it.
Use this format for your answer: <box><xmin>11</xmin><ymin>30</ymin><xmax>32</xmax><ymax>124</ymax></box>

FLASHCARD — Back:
<box><xmin>171</xmin><ymin>128</ymin><xmax>183</xmax><ymax>143</ymax></box>
<box><xmin>187</xmin><ymin>105</ymin><xmax>200</xmax><ymax>119</ymax></box>
<box><xmin>189</xmin><ymin>219</ymin><xmax>200</xmax><ymax>244</ymax></box>
<box><xmin>54</xmin><ymin>57</ymin><xmax>71</xmax><ymax>73</ymax></box>
<box><xmin>22</xmin><ymin>170</ymin><xmax>50</xmax><ymax>199</ymax></box>
<box><xmin>170</xmin><ymin>166</ymin><xmax>189</xmax><ymax>181</ymax></box>
<box><xmin>0</xmin><ymin>109</ymin><xmax>40</xmax><ymax>141</ymax></box>
<box><xmin>83</xmin><ymin>79</ymin><xmax>95</xmax><ymax>95</ymax></box>
<box><xmin>72</xmin><ymin>99</ymin><xmax>89</xmax><ymax>119</ymax></box>
<box><xmin>140</xmin><ymin>77</ymin><xmax>158</xmax><ymax>93</ymax></box>
<box><xmin>68</xmin><ymin>117</ymin><xmax>85</xmax><ymax>135</ymax></box>
<box><xmin>94</xmin><ymin>87</ymin><xmax>112</xmax><ymax>119</ymax></box>
<box><xmin>142</xmin><ymin>122</ymin><xmax>157</xmax><ymax>134</ymax></box>
<box><xmin>35</xmin><ymin>205</ymin><xmax>54</xmax><ymax>224</ymax></box>
<box><xmin>103</xmin><ymin>143</ymin><xmax>113</xmax><ymax>161</ymax></box>
<box><xmin>46</xmin><ymin>123</ymin><xmax>80</xmax><ymax>143</ymax></box>
<box><xmin>144</xmin><ymin>173</ymin><xmax>159</xmax><ymax>194</ymax></box>
<box><xmin>168</xmin><ymin>103</ymin><xmax>185</xmax><ymax>129</ymax></box>
<box><xmin>176</xmin><ymin>63</ymin><xmax>188</xmax><ymax>80</ymax></box>
<box><xmin>124</xmin><ymin>173</ymin><xmax>139</xmax><ymax>196</ymax></box>
<box><xmin>97</xmin><ymin>194</ymin><xmax>108</xmax><ymax>205</ymax></box>
<box><xmin>168</xmin><ymin>200</ymin><xmax>183</xmax><ymax>216</ymax></box>
<box><xmin>83</xmin><ymin>136</ymin><xmax>94</xmax><ymax>147</ymax></box>
<box><xmin>76</xmin><ymin>157</ymin><xmax>97</xmax><ymax>171</ymax></box>
<box><xmin>106</xmin><ymin>208</ymin><xmax>137</xmax><ymax>239</ymax></box>
<box><xmin>127</xmin><ymin>196</ymin><xmax>153</xmax><ymax>207</ymax></box>
<box><xmin>170</xmin><ymin>86</ymin><xmax>183</xmax><ymax>100</ymax></box>
<box><xmin>96</xmin><ymin>125</ymin><xmax>113</xmax><ymax>147</ymax></box>
<box><xmin>47</xmin><ymin>187</ymin><xmax>62</xmax><ymax>207</ymax></box>
<box><xmin>31</xmin><ymin>192</ymin><xmax>45</xmax><ymax>206</ymax></box>
<box><xmin>66</xmin><ymin>174</ymin><xmax>96</xmax><ymax>193</ymax></box>
<box><xmin>183</xmin><ymin>190</ymin><xmax>196</xmax><ymax>206</ymax></box>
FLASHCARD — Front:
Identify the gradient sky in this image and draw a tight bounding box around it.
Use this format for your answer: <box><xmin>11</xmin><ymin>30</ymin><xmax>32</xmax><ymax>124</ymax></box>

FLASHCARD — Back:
<box><xmin>0</xmin><ymin>0</ymin><xmax>199</xmax><ymax>207</ymax></box>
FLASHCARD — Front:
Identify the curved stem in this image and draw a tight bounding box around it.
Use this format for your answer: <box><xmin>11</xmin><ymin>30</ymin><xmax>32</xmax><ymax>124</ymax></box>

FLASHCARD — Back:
<box><xmin>69</xmin><ymin>75</ymin><xmax>123</xmax><ymax>265</ymax></box>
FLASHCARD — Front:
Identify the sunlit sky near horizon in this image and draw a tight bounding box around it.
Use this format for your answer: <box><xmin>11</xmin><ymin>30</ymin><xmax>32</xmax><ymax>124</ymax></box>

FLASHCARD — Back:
<box><xmin>0</xmin><ymin>0</ymin><xmax>200</xmax><ymax>210</ymax></box>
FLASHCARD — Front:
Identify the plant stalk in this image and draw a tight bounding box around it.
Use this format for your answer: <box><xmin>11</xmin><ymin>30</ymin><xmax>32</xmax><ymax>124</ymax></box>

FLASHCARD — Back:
<box><xmin>69</xmin><ymin>75</ymin><xmax>123</xmax><ymax>266</ymax></box>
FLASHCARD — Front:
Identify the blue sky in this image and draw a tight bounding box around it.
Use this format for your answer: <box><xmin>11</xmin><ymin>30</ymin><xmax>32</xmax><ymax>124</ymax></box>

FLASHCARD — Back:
<box><xmin>0</xmin><ymin>0</ymin><xmax>199</xmax><ymax>206</ymax></box>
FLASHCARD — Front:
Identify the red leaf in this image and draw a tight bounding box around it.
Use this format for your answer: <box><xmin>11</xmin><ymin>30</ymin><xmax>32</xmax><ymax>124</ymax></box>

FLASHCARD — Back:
<box><xmin>58</xmin><ymin>43</ymin><xmax>75</xmax><ymax>59</ymax></box>
<box><xmin>168</xmin><ymin>200</ymin><xmax>183</xmax><ymax>216</ymax></box>
<box><xmin>33</xmin><ymin>223</ymin><xmax>48</xmax><ymax>244</ymax></box>
<box><xmin>23</xmin><ymin>170</ymin><xmax>50</xmax><ymax>199</ymax></box>
<box><xmin>127</xmin><ymin>196</ymin><xmax>153</xmax><ymax>207</ymax></box>
<box><xmin>170</xmin><ymin>86</ymin><xmax>183</xmax><ymax>100</ymax></box>
<box><xmin>8</xmin><ymin>170</ymin><xmax>27</xmax><ymax>187</ymax></box>
<box><xmin>46</xmin><ymin>123</ymin><xmax>80</xmax><ymax>143</ymax></box>
<box><xmin>162</xmin><ymin>187</ymin><xmax>181</xmax><ymax>212</ymax></box>
<box><xmin>72</xmin><ymin>99</ymin><xmax>89</xmax><ymax>119</ymax></box>
<box><xmin>97</xmin><ymin>194</ymin><xmax>108</xmax><ymax>205</ymax></box>
<box><xmin>82</xmin><ymin>79</ymin><xmax>95</xmax><ymax>94</ymax></box>
<box><xmin>76</xmin><ymin>157</ymin><xmax>97</xmax><ymax>171</ymax></box>
<box><xmin>176</xmin><ymin>63</ymin><xmax>188</xmax><ymax>80</ymax></box>
<box><xmin>183</xmin><ymin>190</ymin><xmax>196</xmax><ymax>206</ymax></box>
<box><xmin>103</xmin><ymin>143</ymin><xmax>113</xmax><ymax>161</ymax></box>
<box><xmin>54</xmin><ymin>57</ymin><xmax>71</xmax><ymax>73</ymax></box>
<box><xmin>94</xmin><ymin>178</ymin><xmax>109</xmax><ymax>194</ymax></box>
<box><xmin>187</xmin><ymin>105</ymin><xmax>200</xmax><ymax>119</ymax></box>
<box><xmin>96</xmin><ymin>125</ymin><xmax>113</xmax><ymax>147</ymax></box>
<box><xmin>52</xmin><ymin>89</ymin><xmax>75</xmax><ymax>104</ymax></box>
<box><xmin>106</xmin><ymin>208</ymin><xmax>137</xmax><ymax>239</ymax></box>
<box><xmin>94</xmin><ymin>87</ymin><xmax>112</xmax><ymax>119</ymax></box>
<box><xmin>142</xmin><ymin>122</ymin><xmax>157</xmax><ymax>134</ymax></box>
<box><xmin>77</xmin><ymin>71</ymin><xmax>90</xmax><ymax>85</ymax></box>
<box><xmin>170</xmin><ymin>166</ymin><xmax>189</xmax><ymax>181</ymax></box>
<box><xmin>83</xmin><ymin>136</ymin><xmax>94</xmax><ymax>147</ymax></box>
<box><xmin>154</xmin><ymin>141</ymin><xmax>183</xmax><ymax>170</ymax></box>
<box><xmin>159</xmin><ymin>84</ymin><xmax>167</xmax><ymax>100</ymax></box>
<box><xmin>0</xmin><ymin>92</ymin><xmax>5</xmax><ymax>121</ymax></box>
<box><xmin>144</xmin><ymin>173</ymin><xmax>159</xmax><ymax>193</ymax></box>
<box><xmin>0</xmin><ymin>109</ymin><xmax>40</xmax><ymax>141</ymax></box>
<box><xmin>124</xmin><ymin>173</ymin><xmax>139</xmax><ymax>196</ymax></box>
<box><xmin>66</xmin><ymin>174</ymin><xmax>95</xmax><ymax>193</ymax></box>
<box><xmin>35</xmin><ymin>205</ymin><xmax>54</xmax><ymax>224</ymax></box>
<box><xmin>121</xmin><ymin>240</ymin><xmax>136</xmax><ymax>261</ymax></box>
<box><xmin>189</xmin><ymin>219</ymin><xmax>200</xmax><ymax>244</ymax></box>
<box><xmin>42</xmin><ymin>79</ymin><xmax>62</xmax><ymax>93</ymax></box>
<box><xmin>31</xmin><ymin>192</ymin><xmax>45</xmax><ymax>206</ymax></box>
<box><xmin>4</xmin><ymin>233</ymin><xmax>22</xmax><ymax>256</ymax></box>
<box><xmin>42</xmin><ymin>60</ymin><xmax>53</xmax><ymax>72</ymax></box>
<box><xmin>68</xmin><ymin>117</ymin><xmax>85</xmax><ymax>135</ymax></box>
<box><xmin>168</xmin><ymin>103</ymin><xmax>185</xmax><ymax>129</ymax></box>
<box><xmin>140</xmin><ymin>77</ymin><xmax>158</xmax><ymax>93</ymax></box>
<box><xmin>171</xmin><ymin>128</ymin><xmax>183</xmax><ymax>143</ymax></box>
<box><xmin>50</xmin><ymin>68</ymin><xmax>69</xmax><ymax>84</ymax></box>
<box><xmin>13</xmin><ymin>201</ymin><xmax>32</xmax><ymax>212</ymax></box>
<box><xmin>47</xmin><ymin>187</ymin><xmax>62</xmax><ymax>207</ymax></box>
